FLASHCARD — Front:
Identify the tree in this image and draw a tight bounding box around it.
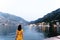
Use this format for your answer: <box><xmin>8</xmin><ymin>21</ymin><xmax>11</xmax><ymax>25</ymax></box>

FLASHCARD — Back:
<box><xmin>45</xmin><ymin>18</ymin><xmax>57</xmax><ymax>37</ymax></box>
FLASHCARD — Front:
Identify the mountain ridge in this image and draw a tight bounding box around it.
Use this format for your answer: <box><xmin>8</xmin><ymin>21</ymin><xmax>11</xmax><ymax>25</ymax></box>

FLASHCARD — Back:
<box><xmin>0</xmin><ymin>12</ymin><xmax>28</xmax><ymax>35</ymax></box>
<box><xmin>30</xmin><ymin>8</ymin><xmax>60</xmax><ymax>24</ymax></box>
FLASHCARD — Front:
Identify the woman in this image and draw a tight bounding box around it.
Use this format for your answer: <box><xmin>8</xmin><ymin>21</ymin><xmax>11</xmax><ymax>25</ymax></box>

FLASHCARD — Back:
<box><xmin>16</xmin><ymin>25</ymin><xmax>23</xmax><ymax>40</ymax></box>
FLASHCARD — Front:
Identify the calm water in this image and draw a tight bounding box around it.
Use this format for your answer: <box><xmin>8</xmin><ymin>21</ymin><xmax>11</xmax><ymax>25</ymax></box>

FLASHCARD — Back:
<box><xmin>0</xmin><ymin>26</ymin><xmax>44</xmax><ymax>40</ymax></box>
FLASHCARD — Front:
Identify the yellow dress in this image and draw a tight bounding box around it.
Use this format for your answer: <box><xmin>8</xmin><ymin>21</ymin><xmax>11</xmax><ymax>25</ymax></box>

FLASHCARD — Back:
<box><xmin>16</xmin><ymin>29</ymin><xmax>23</xmax><ymax>40</ymax></box>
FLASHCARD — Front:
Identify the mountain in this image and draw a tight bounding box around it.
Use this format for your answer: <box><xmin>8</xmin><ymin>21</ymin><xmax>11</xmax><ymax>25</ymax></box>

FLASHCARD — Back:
<box><xmin>30</xmin><ymin>8</ymin><xmax>60</xmax><ymax>24</ymax></box>
<box><xmin>0</xmin><ymin>12</ymin><xmax>28</xmax><ymax>35</ymax></box>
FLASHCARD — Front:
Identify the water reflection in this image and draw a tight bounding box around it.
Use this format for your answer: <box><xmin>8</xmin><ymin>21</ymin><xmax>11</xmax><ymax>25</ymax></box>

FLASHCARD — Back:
<box><xmin>23</xmin><ymin>25</ymin><xmax>44</xmax><ymax>40</ymax></box>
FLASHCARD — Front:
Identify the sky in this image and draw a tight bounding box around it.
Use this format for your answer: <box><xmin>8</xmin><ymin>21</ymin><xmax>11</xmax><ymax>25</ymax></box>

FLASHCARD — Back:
<box><xmin>0</xmin><ymin>0</ymin><xmax>60</xmax><ymax>21</ymax></box>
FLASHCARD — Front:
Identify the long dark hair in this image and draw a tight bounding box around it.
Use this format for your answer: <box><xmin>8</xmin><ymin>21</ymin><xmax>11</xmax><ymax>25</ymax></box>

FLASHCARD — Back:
<box><xmin>18</xmin><ymin>25</ymin><xmax>22</xmax><ymax>31</ymax></box>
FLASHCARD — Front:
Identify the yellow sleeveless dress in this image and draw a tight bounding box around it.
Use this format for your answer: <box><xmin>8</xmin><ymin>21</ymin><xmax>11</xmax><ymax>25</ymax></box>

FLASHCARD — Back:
<box><xmin>16</xmin><ymin>29</ymin><xmax>23</xmax><ymax>40</ymax></box>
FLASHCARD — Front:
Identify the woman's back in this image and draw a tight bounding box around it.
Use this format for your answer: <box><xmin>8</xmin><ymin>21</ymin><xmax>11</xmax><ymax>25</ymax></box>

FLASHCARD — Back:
<box><xmin>16</xmin><ymin>29</ymin><xmax>23</xmax><ymax>40</ymax></box>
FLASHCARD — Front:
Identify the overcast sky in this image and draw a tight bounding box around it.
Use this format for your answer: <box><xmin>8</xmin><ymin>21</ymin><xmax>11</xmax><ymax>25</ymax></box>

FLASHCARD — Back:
<box><xmin>0</xmin><ymin>0</ymin><xmax>60</xmax><ymax>21</ymax></box>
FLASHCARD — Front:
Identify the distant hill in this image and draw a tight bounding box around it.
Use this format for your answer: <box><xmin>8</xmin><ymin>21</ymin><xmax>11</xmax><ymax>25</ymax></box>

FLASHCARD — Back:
<box><xmin>30</xmin><ymin>8</ymin><xmax>60</xmax><ymax>24</ymax></box>
<box><xmin>0</xmin><ymin>12</ymin><xmax>28</xmax><ymax>35</ymax></box>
